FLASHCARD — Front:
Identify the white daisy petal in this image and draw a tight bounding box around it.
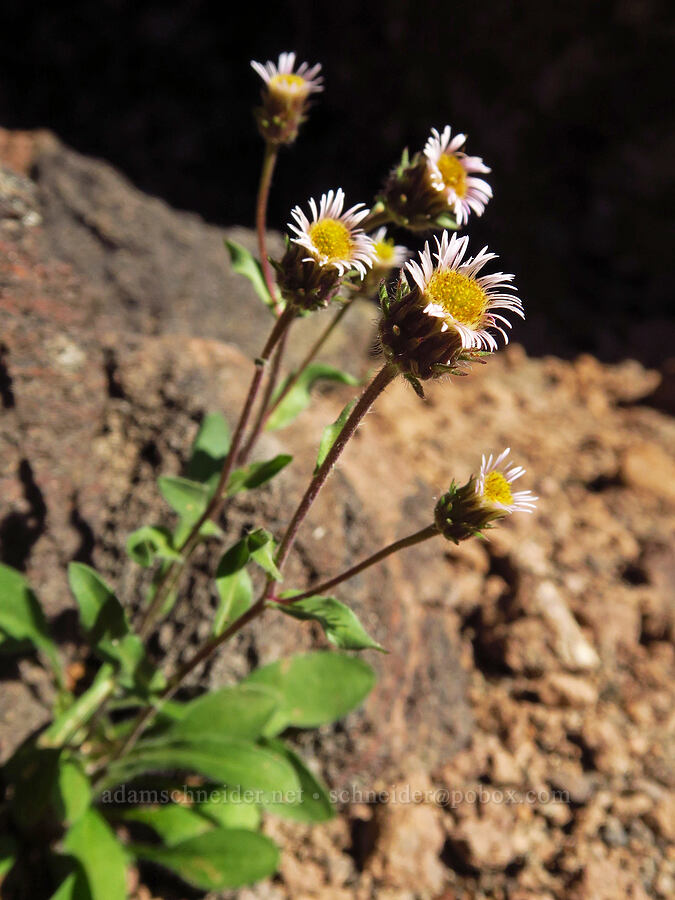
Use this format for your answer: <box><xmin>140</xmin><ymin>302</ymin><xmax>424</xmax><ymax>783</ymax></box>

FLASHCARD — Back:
<box><xmin>288</xmin><ymin>190</ymin><xmax>376</xmax><ymax>279</ymax></box>
<box><xmin>423</xmin><ymin>125</ymin><xmax>493</xmax><ymax>225</ymax></box>
<box><xmin>475</xmin><ymin>449</ymin><xmax>537</xmax><ymax>515</ymax></box>
<box><xmin>250</xmin><ymin>52</ymin><xmax>323</xmax><ymax>96</ymax></box>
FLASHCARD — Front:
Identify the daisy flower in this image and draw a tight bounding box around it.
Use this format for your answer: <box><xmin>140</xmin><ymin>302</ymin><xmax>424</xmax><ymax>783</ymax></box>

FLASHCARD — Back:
<box><xmin>251</xmin><ymin>52</ymin><xmax>323</xmax><ymax>101</ymax></box>
<box><xmin>289</xmin><ymin>189</ymin><xmax>376</xmax><ymax>278</ymax></box>
<box><xmin>424</xmin><ymin>126</ymin><xmax>492</xmax><ymax>226</ymax></box>
<box><xmin>371</xmin><ymin>227</ymin><xmax>408</xmax><ymax>271</ymax></box>
<box><xmin>476</xmin><ymin>449</ymin><xmax>538</xmax><ymax>514</ymax></box>
<box><xmin>406</xmin><ymin>230</ymin><xmax>523</xmax><ymax>352</ymax></box>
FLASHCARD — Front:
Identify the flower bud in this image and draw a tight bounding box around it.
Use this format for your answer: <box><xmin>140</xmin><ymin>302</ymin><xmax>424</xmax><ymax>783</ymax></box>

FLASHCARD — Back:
<box><xmin>435</xmin><ymin>449</ymin><xmax>537</xmax><ymax>543</ymax></box>
<box><xmin>379</xmin><ymin>231</ymin><xmax>522</xmax><ymax>379</ymax></box>
<box><xmin>251</xmin><ymin>53</ymin><xmax>323</xmax><ymax>146</ymax></box>
<box><xmin>273</xmin><ymin>241</ymin><xmax>342</xmax><ymax>311</ymax></box>
<box><xmin>378</xmin><ymin>126</ymin><xmax>492</xmax><ymax>231</ymax></box>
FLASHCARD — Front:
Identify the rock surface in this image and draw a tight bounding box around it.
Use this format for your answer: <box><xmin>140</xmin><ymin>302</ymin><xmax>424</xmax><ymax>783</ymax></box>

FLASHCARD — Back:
<box><xmin>1</xmin><ymin>131</ymin><xmax>674</xmax><ymax>899</ymax></box>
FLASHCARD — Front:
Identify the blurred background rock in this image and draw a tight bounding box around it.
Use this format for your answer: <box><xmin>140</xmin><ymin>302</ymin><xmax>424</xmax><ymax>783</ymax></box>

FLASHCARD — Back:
<box><xmin>1</xmin><ymin>0</ymin><xmax>673</xmax><ymax>362</ymax></box>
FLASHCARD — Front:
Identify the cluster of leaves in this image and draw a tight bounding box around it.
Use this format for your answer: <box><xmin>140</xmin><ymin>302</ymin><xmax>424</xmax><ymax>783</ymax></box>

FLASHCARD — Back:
<box><xmin>0</xmin><ymin>395</ymin><xmax>381</xmax><ymax>898</ymax></box>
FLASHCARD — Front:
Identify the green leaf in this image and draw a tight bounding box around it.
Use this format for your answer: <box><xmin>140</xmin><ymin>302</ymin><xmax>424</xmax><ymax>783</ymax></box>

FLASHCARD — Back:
<box><xmin>67</xmin><ymin>565</ymin><xmax>163</xmax><ymax>695</ymax></box>
<box><xmin>276</xmin><ymin>595</ymin><xmax>385</xmax><ymax>652</ymax></box>
<box><xmin>0</xmin><ymin>835</ymin><xmax>17</xmax><ymax>882</ymax></box>
<box><xmin>130</xmin><ymin>828</ymin><xmax>279</xmax><ymax>891</ymax></box>
<box><xmin>121</xmin><ymin>804</ymin><xmax>212</xmax><ymax>846</ymax></box>
<box><xmin>247</xmin><ymin>528</ymin><xmax>283</xmax><ymax>581</ymax></box>
<box><xmin>261</xmin><ymin>738</ymin><xmax>334</xmax><ymax>823</ymax></box>
<box><xmin>156</xmin><ymin>685</ymin><xmax>280</xmax><ymax>743</ymax></box>
<box><xmin>225</xmin><ymin>238</ymin><xmax>276</xmax><ymax>312</ymax></box>
<box><xmin>157</xmin><ymin>476</ymin><xmax>210</xmax><ymax>524</ymax></box>
<box><xmin>187</xmin><ymin>412</ymin><xmax>231</xmax><ymax>488</ymax></box>
<box><xmin>214</xmin><ymin>530</ymin><xmax>281</xmax><ymax>626</ymax></box>
<box><xmin>47</xmin><ymin>872</ymin><xmax>84</xmax><ymax>900</ymax></box>
<box><xmin>315</xmin><ymin>399</ymin><xmax>357</xmax><ymax>472</ymax></box>
<box><xmin>63</xmin><ymin>809</ymin><xmax>127</xmax><ymax>900</ymax></box>
<box><xmin>102</xmin><ymin>738</ymin><xmax>300</xmax><ymax>798</ymax></box>
<box><xmin>53</xmin><ymin>759</ymin><xmax>92</xmax><ymax>826</ymax></box>
<box><xmin>0</xmin><ymin>564</ymin><xmax>62</xmax><ymax>681</ymax></box>
<box><xmin>126</xmin><ymin>526</ymin><xmax>182</xmax><ymax>568</ymax></box>
<box><xmin>266</xmin><ymin>364</ymin><xmax>359</xmax><ymax>431</ymax></box>
<box><xmin>213</xmin><ymin>567</ymin><xmax>252</xmax><ymax>635</ymax></box>
<box><xmin>198</xmin><ymin>792</ymin><xmax>261</xmax><ymax>831</ymax></box>
<box><xmin>226</xmin><ymin>454</ymin><xmax>292</xmax><ymax>496</ymax></box>
<box><xmin>244</xmin><ymin>651</ymin><xmax>376</xmax><ymax>736</ymax></box>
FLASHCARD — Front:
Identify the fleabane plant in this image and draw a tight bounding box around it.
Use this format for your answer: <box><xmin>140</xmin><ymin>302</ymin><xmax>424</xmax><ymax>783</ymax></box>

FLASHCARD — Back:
<box><xmin>0</xmin><ymin>51</ymin><xmax>537</xmax><ymax>900</ymax></box>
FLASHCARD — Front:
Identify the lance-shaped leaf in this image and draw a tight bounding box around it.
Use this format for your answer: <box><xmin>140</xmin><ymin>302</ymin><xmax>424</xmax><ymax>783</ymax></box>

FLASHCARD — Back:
<box><xmin>0</xmin><ymin>564</ymin><xmax>62</xmax><ymax>682</ymax></box>
<box><xmin>315</xmin><ymin>399</ymin><xmax>357</xmax><ymax>472</ymax></box>
<box><xmin>186</xmin><ymin>412</ymin><xmax>231</xmax><ymax>488</ymax></box>
<box><xmin>52</xmin><ymin>759</ymin><xmax>92</xmax><ymax>826</ymax></box>
<box><xmin>121</xmin><ymin>804</ymin><xmax>213</xmax><ymax>846</ymax></box>
<box><xmin>214</xmin><ymin>529</ymin><xmax>282</xmax><ymax>632</ymax></box>
<box><xmin>67</xmin><ymin>564</ymin><xmax>164</xmax><ymax>694</ymax></box>
<box><xmin>130</xmin><ymin>828</ymin><xmax>279</xmax><ymax>891</ymax></box>
<box><xmin>126</xmin><ymin>525</ymin><xmax>182</xmax><ymax>568</ymax></box>
<box><xmin>199</xmin><ymin>792</ymin><xmax>261</xmax><ymax>830</ymax></box>
<box><xmin>157</xmin><ymin>476</ymin><xmax>210</xmax><ymax>524</ymax></box>
<box><xmin>63</xmin><ymin>809</ymin><xmax>127</xmax><ymax>900</ymax></box>
<box><xmin>225</xmin><ymin>238</ymin><xmax>277</xmax><ymax>313</ymax></box>
<box><xmin>101</xmin><ymin>738</ymin><xmax>300</xmax><ymax>798</ymax></box>
<box><xmin>266</xmin><ymin>364</ymin><xmax>359</xmax><ymax>431</ymax></box>
<box><xmin>244</xmin><ymin>651</ymin><xmax>376</xmax><ymax>736</ymax></box>
<box><xmin>226</xmin><ymin>454</ymin><xmax>292</xmax><ymax>496</ymax></box>
<box><xmin>275</xmin><ymin>594</ymin><xmax>385</xmax><ymax>652</ymax></box>
<box><xmin>260</xmin><ymin>738</ymin><xmax>334</xmax><ymax>823</ymax></box>
<box><xmin>151</xmin><ymin>684</ymin><xmax>280</xmax><ymax>743</ymax></box>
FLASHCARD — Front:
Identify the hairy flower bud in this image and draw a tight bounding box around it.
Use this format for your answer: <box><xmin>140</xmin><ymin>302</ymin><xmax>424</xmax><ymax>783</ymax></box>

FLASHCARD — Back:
<box><xmin>273</xmin><ymin>241</ymin><xmax>342</xmax><ymax>311</ymax></box>
<box><xmin>379</xmin><ymin>279</ymin><xmax>467</xmax><ymax>379</ymax></box>
<box><xmin>435</xmin><ymin>450</ymin><xmax>537</xmax><ymax>542</ymax></box>
<box><xmin>379</xmin><ymin>231</ymin><xmax>523</xmax><ymax>379</ymax></box>
<box><xmin>434</xmin><ymin>478</ymin><xmax>504</xmax><ymax>543</ymax></box>
<box><xmin>379</xmin><ymin>151</ymin><xmax>459</xmax><ymax>233</ymax></box>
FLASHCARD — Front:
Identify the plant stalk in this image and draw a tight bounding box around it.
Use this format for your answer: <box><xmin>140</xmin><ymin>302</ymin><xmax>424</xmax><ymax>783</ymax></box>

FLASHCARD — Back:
<box><xmin>277</xmin><ymin>523</ymin><xmax>439</xmax><ymax>603</ymax></box>
<box><xmin>263</xmin><ymin>300</ymin><xmax>352</xmax><ymax>428</ymax></box>
<box><xmin>256</xmin><ymin>143</ymin><xmax>280</xmax><ymax>312</ymax></box>
<box><xmin>138</xmin><ymin>305</ymin><xmax>295</xmax><ymax>638</ymax></box>
<box><xmin>271</xmin><ymin>362</ymin><xmax>398</xmax><ymax>580</ymax></box>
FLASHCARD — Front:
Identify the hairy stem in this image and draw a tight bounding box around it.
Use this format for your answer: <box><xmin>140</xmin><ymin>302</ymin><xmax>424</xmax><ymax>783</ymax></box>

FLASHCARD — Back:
<box><xmin>271</xmin><ymin>363</ymin><xmax>398</xmax><ymax>580</ymax></box>
<box><xmin>263</xmin><ymin>300</ymin><xmax>352</xmax><ymax>428</ymax></box>
<box><xmin>138</xmin><ymin>305</ymin><xmax>295</xmax><ymax>638</ymax></box>
<box><xmin>278</xmin><ymin>523</ymin><xmax>439</xmax><ymax>603</ymax></box>
<box><xmin>237</xmin><ymin>324</ymin><xmax>290</xmax><ymax>464</ymax></box>
<box><xmin>256</xmin><ymin>143</ymin><xmax>280</xmax><ymax>311</ymax></box>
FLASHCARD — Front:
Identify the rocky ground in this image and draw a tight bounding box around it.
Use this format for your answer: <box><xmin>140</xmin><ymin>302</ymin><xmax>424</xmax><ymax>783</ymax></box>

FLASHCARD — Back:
<box><xmin>1</xmin><ymin>130</ymin><xmax>674</xmax><ymax>899</ymax></box>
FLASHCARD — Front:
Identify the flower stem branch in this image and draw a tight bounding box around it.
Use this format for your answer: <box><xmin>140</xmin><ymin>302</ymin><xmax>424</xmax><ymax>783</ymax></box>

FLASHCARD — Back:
<box><xmin>279</xmin><ymin>523</ymin><xmax>439</xmax><ymax>602</ymax></box>
<box><xmin>237</xmin><ymin>324</ymin><xmax>290</xmax><ymax>464</ymax></box>
<box><xmin>263</xmin><ymin>300</ymin><xmax>352</xmax><ymax>428</ymax></box>
<box><xmin>271</xmin><ymin>362</ymin><xmax>398</xmax><ymax>580</ymax></box>
<box><xmin>138</xmin><ymin>305</ymin><xmax>295</xmax><ymax>638</ymax></box>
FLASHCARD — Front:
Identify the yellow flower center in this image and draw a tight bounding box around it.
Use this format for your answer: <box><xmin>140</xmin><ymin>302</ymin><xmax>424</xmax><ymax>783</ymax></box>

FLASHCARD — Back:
<box><xmin>309</xmin><ymin>219</ymin><xmax>353</xmax><ymax>261</ymax></box>
<box><xmin>269</xmin><ymin>73</ymin><xmax>308</xmax><ymax>96</ymax></box>
<box><xmin>437</xmin><ymin>153</ymin><xmax>467</xmax><ymax>198</ymax></box>
<box><xmin>482</xmin><ymin>471</ymin><xmax>513</xmax><ymax>506</ymax></box>
<box><xmin>425</xmin><ymin>270</ymin><xmax>488</xmax><ymax>328</ymax></box>
<box><xmin>374</xmin><ymin>238</ymin><xmax>395</xmax><ymax>265</ymax></box>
